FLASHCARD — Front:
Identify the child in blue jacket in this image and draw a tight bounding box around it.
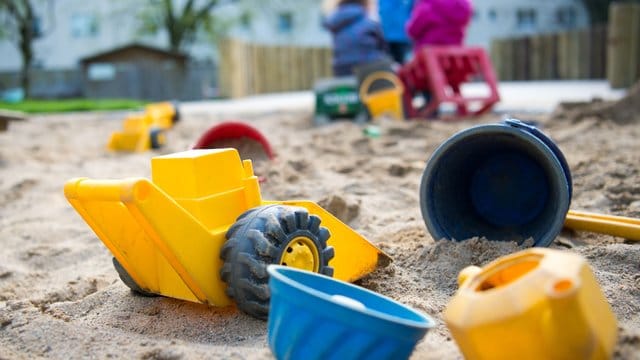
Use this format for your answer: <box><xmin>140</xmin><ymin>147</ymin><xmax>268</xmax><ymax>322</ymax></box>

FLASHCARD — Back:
<box><xmin>378</xmin><ymin>0</ymin><xmax>414</xmax><ymax>64</ymax></box>
<box><xmin>323</xmin><ymin>0</ymin><xmax>389</xmax><ymax>76</ymax></box>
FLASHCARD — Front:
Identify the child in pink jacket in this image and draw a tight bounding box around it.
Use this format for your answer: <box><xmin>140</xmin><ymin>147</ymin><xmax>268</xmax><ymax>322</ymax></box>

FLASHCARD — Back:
<box><xmin>406</xmin><ymin>0</ymin><xmax>473</xmax><ymax>49</ymax></box>
<box><xmin>405</xmin><ymin>0</ymin><xmax>472</xmax><ymax>116</ymax></box>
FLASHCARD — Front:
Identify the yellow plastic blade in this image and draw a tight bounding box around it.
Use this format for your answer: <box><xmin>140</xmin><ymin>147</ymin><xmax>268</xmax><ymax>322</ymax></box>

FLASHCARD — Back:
<box><xmin>268</xmin><ymin>200</ymin><xmax>391</xmax><ymax>282</ymax></box>
<box><xmin>64</xmin><ymin>178</ymin><xmax>232</xmax><ymax>306</ymax></box>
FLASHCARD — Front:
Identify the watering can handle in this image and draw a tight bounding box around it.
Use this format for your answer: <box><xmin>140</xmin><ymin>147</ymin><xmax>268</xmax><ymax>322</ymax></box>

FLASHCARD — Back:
<box><xmin>359</xmin><ymin>71</ymin><xmax>404</xmax><ymax>101</ymax></box>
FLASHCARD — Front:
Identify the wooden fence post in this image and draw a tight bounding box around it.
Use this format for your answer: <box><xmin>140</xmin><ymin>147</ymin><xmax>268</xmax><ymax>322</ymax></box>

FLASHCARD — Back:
<box><xmin>557</xmin><ymin>31</ymin><xmax>571</xmax><ymax>79</ymax></box>
<box><xmin>590</xmin><ymin>25</ymin><xmax>607</xmax><ymax>79</ymax></box>
<box><xmin>514</xmin><ymin>37</ymin><xmax>530</xmax><ymax>81</ymax></box>
<box><xmin>217</xmin><ymin>38</ymin><xmax>231</xmax><ymax>98</ymax></box>
<box><xmin>491</xmin><ymin>38</ymin><xmax>515</xmax><ymax>81</ymax></box>
<box><xmin>490</xmin><ymin>39</ymin><xmax>501</xmax><ymax>80</ymax></box>
<box><xmin>607</xmin><ymin>3</ymin><xmax>640</xmax><ymax>88</ymax></box>
<box><xmin>631</xmin><ymin>5</ymin><xmax>640</xmax><ymax>84</ymax></box>
<box><xmin>577</xmin><ymin>29</ymin><xmax>591</xmax><ymax>79</ymax></box>
<box><xmin>530</xmin><ymin>34</ymin><xmax>544</xmax><ymax>80</ymax></box>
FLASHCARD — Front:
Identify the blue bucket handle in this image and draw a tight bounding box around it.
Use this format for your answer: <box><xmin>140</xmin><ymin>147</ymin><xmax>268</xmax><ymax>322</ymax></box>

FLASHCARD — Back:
<box><xmin>503</xmin><ymin>119</ymin><xmax>573</xmax><ymax>200</ymax></box>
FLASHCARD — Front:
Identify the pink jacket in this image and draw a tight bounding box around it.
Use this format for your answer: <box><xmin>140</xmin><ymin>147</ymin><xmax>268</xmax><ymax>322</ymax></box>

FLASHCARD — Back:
<box><xmin>406</xmin><ymin>0</ymin><xmax>473</xmax><ymax>48</ymax></box>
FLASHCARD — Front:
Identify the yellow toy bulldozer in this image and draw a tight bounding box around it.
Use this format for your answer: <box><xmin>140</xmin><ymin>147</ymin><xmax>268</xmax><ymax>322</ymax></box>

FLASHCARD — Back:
<box><xmin>64</xmin><ymin>148</ymin><xmax>389</xmax><ymax>319</ymax></box>
<box><xmin>107</xmin><ymin>101</ymin><xmax>180</xmax><ymax>152</ymax></box>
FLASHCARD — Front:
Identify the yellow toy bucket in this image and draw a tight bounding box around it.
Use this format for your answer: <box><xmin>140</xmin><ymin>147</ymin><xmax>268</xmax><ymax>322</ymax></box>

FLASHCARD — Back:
<box><xmin>359</xmin><ymin>71</ymin><xmax>404</xmax><ymax>121</ymax></box>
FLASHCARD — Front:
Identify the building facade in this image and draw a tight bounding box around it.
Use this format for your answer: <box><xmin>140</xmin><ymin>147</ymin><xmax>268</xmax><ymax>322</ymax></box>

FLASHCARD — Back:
<box><xmin>0</xmin><ymin>0</ymin><xmax>589</xmax><ymax>71</ymax></box>
<box><xmin>465</xmin><ymin>0</ymin><xmax>589</xmax><ymax>48</ymax></box>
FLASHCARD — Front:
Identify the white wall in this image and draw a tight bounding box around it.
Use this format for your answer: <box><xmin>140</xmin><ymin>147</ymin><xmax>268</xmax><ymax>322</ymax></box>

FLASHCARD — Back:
<box><xmin>223</xmin><ymin>0</ymin><xmax>331</xmax><ymax>47</ymax></box>
<box><xmin>465</xmin><ymin>0</ymin><xmax>589</xmax><ymax>48</ymax></box>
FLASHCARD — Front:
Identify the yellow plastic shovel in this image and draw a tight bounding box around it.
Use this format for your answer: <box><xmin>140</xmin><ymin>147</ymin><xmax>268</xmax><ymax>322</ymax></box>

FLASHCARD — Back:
<box><xmin>564</xmin><ymin>210</ymin><xmax>640</xmax><ymax>241</ymax></box>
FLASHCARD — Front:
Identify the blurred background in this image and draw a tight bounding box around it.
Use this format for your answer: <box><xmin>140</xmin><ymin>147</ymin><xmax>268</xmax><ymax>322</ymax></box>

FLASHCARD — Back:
<box><xmin>0</xmin><ymin>0</ymin><xmax>636</xmax><ymax>104</ymax></box>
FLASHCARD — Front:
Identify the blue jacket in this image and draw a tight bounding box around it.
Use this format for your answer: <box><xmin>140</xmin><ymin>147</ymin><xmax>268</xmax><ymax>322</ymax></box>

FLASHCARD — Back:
<box><xmin>378</xmin><ymin>0</ymin><xmax>414</xmax><ymax>42</ymax></box>
<box><xmin>323</xmin><ymin>4</ymin><xmax>388</xmax><ymax>69</ymax></box>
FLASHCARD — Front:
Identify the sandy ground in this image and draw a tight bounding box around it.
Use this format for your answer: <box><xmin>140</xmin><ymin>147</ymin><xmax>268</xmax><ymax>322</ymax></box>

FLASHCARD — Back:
<box><xmin>0</xmin><ymin>95</ymin><xmax>639</xmax><ymax>359</ymax></box>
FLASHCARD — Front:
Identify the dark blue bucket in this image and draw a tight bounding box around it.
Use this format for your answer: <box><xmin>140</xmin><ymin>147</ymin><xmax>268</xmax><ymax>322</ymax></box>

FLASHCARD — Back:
<box><xmin>419</xmin><ymin>119</ymin><xmax>572</xmax><ymax>247</ymax></box>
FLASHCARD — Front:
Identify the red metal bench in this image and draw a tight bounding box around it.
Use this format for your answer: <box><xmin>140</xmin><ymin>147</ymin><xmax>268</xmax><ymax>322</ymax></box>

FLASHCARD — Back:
<box><xmin>398</xmin><ymin>46</ymin><xmax>500</xmax><ymax>119</ymax></box>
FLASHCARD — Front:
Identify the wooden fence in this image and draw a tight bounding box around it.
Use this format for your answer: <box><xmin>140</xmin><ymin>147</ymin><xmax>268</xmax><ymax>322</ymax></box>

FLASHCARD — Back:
<box><xmin>490</xmin><ymin>3</ymin><xmax>640</xmax><ymax>88</ymax></box>
<box><xmin>82</xmin><ymin>62</ymin><xmax>216</xmax><ymax>101</ymax></box>
<box><xmin>490</xmin><ymin>26</ymin><xmax>608</xmax><ymax>82</ymax></box>
<box><xmin>221</xmin><ymin>4</ymin><xmax>640</xmax><ymax>97</ymax></box>
<box><xmin>218</xmin><ymin>38</ymin><xmax>333</xmax><ymax>98</ymax></box>
<box><xmin>0</xmin><ymin>63</ymin><xmax>216</xmax><ymax>101</ymax></box>
<box><xmin>607</xmin><ymin>2</ymin><xmax>640</xmax><ymax>88</ymax></box>
<box><xmin>0</xmin><ymin>69</ymin><xmax>82</xmax><ymax>99</ymax></box>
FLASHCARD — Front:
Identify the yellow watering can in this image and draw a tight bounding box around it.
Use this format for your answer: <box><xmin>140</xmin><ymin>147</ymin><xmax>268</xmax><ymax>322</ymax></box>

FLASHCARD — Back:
<box><xmin>359</xmin><ymin>71</ymin><xmax>404</xmax><ymax>121</ymax></box>
<box><xmin>444</xmin><ymin>248</ymin><xmax>617</xmax><ymax>360</ymax></box>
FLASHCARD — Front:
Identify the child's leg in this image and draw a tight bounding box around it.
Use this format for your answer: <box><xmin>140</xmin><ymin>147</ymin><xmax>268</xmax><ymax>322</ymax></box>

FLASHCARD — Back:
<box><xmin>388</xmin><ymin>42</ymin><xmax>412</xmax><ymax>64</ymax></box>
<box><xmin>333</xmin><ymin>64</ymin><xmax>353</xmax><ymax>77</ymax></box>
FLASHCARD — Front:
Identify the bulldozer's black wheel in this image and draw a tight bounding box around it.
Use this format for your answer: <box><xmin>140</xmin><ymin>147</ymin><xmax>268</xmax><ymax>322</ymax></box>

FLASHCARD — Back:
<box><xmin>220</xmin><ymin>205</ymin><xmax>335</xmax><ymax>319</ymax></box>
<box><xmin>171</xmin><ymin>101</ymin><xmax>181</xmax><ymax>123</ymax></box>
<box><xmin>149</xmin><ymin>127</ymin><xmax>164</xmax><ymax>149</ymax></box>
<box><xmin>112</xmin><ymin>257</ymin><xmax>157</xmax><ymax>297</ymax></box>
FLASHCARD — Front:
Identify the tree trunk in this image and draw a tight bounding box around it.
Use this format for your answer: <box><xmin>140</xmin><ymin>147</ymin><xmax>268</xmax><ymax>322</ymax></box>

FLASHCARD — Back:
<box><xmin>19</xmin><ymin>23</ymin><xmax>33</xmax><ymax>98</ymax></box>
<box><xmin>17</xmin><ymin>0</ymin><xmax>34</xmax><ymax>98</ymax></box>
<box><xmin>169</xmin><ymin>32</ymin><xmax>182</xmax><ymax>52</ymax></box>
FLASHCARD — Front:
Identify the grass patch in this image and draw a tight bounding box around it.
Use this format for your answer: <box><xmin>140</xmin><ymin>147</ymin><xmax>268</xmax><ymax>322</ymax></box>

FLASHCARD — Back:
<box><xmin>0</xmin><ymin>99</ymin><xmax>147</xmax><ymax>114</ymax></box>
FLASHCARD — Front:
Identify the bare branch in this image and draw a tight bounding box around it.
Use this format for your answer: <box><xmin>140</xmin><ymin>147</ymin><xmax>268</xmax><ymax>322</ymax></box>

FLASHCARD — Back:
<box><xmin>1</xmin><ymin>0</ymin><xmax>26</xmax><ymax>22</ymax></box>
<box><xmin>183</xmin><ymin>0</ymin><xmax>196</xmax><ymax>15</ymax></box>
<box><xmin>135</xmin><ymin>0</ymin><xmax>229</xmax><ymax>51</ymax></box>
<box><xmin>195</xmin><ymin>0</ymin><xmax>218</xmax><ymax>20</ymax></box>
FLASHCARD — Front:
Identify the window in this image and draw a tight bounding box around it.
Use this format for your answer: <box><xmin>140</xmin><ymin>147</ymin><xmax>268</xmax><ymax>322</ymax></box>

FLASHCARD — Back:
<box><xmin>556</xmin><ymin>7</ymin><xmax>577</xmax><ymax>27</ymax></box>
<box><xmin>277</xmin><ymin>12</ymin><xmax>293</xmax><ymax>33</ymax></box>
<box><xmin>71</xmin><ymin>14</ymin><xmax>99</xmax><ymax>38</ymax></box>
<box><xmin>488</xmin><ymin>9</ymin><xmax>497</xmax><ymax>22</ymax></box>
<box><xmin>32</xmin><ymin>16</ymin><xmax>43</xmax><ymax>38</ymax></box>
<box><xmin>87</xmin><ymin>63</ymin><xmax>115</xmax><ymax>81</ymax></box>
<box><xmin>516</xmin><ymin>8</ymin><xmax>537</xmax><ymax>30</ymax></box>
<box><xmin>240</xmin><ymin>11</ymin><xmax>251</xmax><ymax>29</ymax></box>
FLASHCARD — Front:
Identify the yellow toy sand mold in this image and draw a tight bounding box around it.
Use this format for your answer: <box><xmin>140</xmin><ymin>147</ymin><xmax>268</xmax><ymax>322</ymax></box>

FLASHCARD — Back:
<box><xmin>64</xmin><ymin>148</ymin><xmax>389</xmax><ymax>319</ymax></box>
<box><xmin>565</xmin><ymin>210</ymin><xmax>640</xmax><ymax>241</ymax></box>
<box><xmin>359</xmin><ymin>71</ymin><xmax>405</xmax><ymax>121</ymax></box>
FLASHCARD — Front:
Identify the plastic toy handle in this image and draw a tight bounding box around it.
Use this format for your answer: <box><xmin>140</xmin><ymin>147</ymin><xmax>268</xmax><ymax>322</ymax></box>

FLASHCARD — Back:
<box><xmin>504</xmin><ymin>118</ymin><xmax>573</xmax><ymax>199</ymax></box>
<box><xmin>457</xmin><ymin>266</ymin><xmax>481</xmax><ymax>286</ymax></box>
<box><xmin>565</xmin><ymin>210</ymin><xmax>640</xmax><ymax>241</ymax></box>
<box><xmin>359</xmin><ymin>71</ymin><xmax>404</xmax><ymax>101</ymax></box>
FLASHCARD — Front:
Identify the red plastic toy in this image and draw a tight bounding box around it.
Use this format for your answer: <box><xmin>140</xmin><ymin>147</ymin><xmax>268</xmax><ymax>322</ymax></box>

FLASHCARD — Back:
<box><xmin>399</xmin><ymin>46</ymin><xmax>500</xmax><ymax>119</ymax></box>
<box><xmin>191</xmin><ymin>121</ymin><xmax>275</xmax><ymax>159</ymax></box>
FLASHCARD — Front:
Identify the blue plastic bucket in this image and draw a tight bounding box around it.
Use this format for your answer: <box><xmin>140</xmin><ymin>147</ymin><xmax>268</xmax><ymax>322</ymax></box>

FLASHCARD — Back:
<box><xmin>267</xmin><ymin>265</ymin><xmax>434</xmax><ymax>360</ymax></box>
<box><xmin>420</xmin><ymin>119</ymin><xmax>572</xmax><ymax>247</ymax></box>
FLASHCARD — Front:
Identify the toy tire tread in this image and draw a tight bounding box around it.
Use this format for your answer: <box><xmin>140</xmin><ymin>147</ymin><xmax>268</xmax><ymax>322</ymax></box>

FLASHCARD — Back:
<box><xmin>220</xmin><ymin>205</ymin><xmax>335</xmax><ymax>319</ymax></box>
<box><xmin>149</xmin><ymin>128</ymin><xmax>164</xmax><ymax>149</ymax></box>
<box><xmin>171</xmin><ymin>101</ymin><xmax>181</xmax><ymax>123</ymax></box>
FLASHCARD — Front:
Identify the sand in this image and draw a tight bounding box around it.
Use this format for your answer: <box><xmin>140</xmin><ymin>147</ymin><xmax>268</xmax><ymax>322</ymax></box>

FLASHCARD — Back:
<box><xmin>0</xmin><ymin>99</ymin><xmax>639</xmax><ymax>359</ymax></box>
